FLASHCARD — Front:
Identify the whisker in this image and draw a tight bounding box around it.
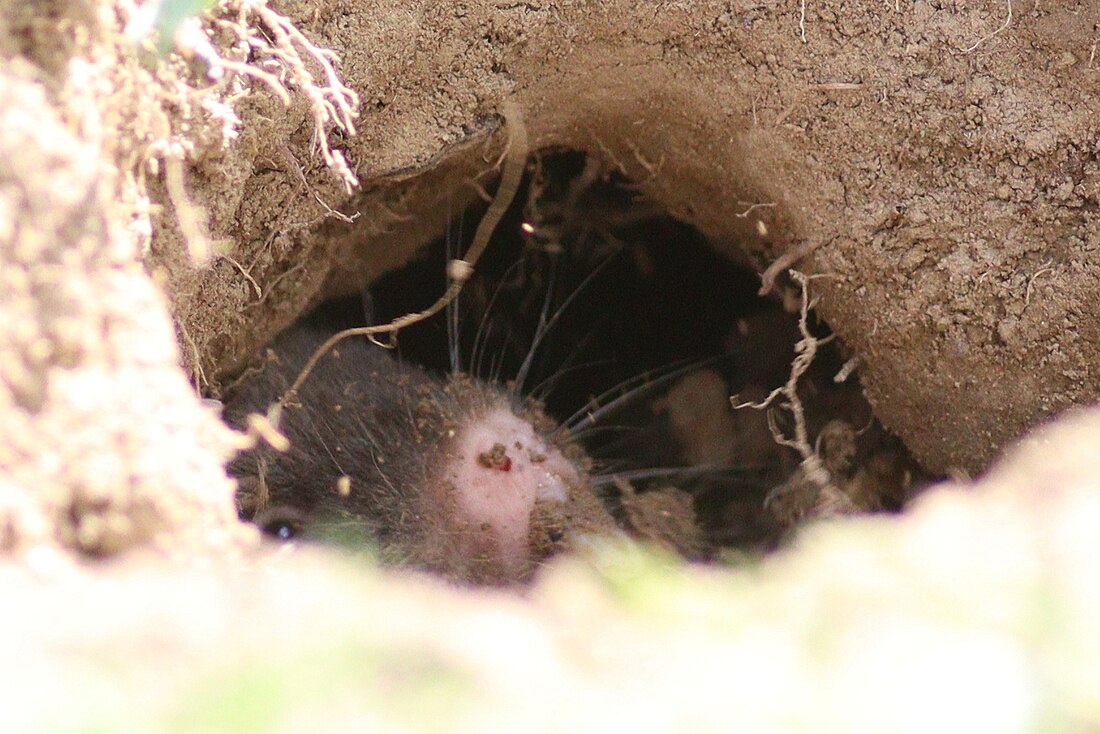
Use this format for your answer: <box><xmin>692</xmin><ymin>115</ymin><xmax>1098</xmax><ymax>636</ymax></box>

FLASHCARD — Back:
<box><xmin>473</xmin><ymin>319</ymin><xmax>495</xmax><ymax>380</ymax></box>
<box><xmin>470</xmin><ymin>258</ymin><xmax>524</xmax><ymax>377</ymax></box>
<box><xmin>532</xmin><ymin>354</ymin><xmax>620</xmax><ymax>402</ymax></box>
<box><xmin>512</xmin><ymin>253</ymin><xmax>561</xmax><ymax>396</ymax></box>
<box><xmin>557</xmin><ymin>358</ymin><xmax>692</xmax><ymax>431</ymax></box>
<box><xmin>446</xmin><ymin>202</ymin><xmax>462</xmax><ymax>373</ymax></box>
<box><xmin>580</xmin><ymin>432</ymin><xmax>659</xmax><ymax>462</ymax></box>
<box><xmin>561</xmin><ymin>355</ymin><xmax>731</xmax><ymax>439</ymax></box>
<box><xmin>586</xmin><ymin>457</ymin><xmax>638</xmax><ymax>477</ymax></box>
<box><xmin>528</xmin><ymin>344</ymin><xmax>613</xmax><ymax>402</ymax></box>
<box><xmin>550</xmin><ymin>356</ymin><xmax>712</xmax><ymax>442</ymax></box>
<box><xmin>514</xmin><ymin>246</ymin><xmax>621</xmax><ymax>394</ymax></box>
<box><xmin>566</xmin><ymin>423</ymin><xmax>649</xmax><ymax>443</ymax></box>
<box><xmin>588</xmin><ymin>464</ymin><xmax>760</xmax><ymax>489</ymax></box>
<box><xmin>490</xmin><ymin>338</ymin><xmax>509</xmax><ymax>386</ymax></box>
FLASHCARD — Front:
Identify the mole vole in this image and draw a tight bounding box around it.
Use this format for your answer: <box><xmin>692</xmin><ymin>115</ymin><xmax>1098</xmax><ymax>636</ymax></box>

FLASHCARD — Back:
<box><xmin>223</xmin><ymin>322</ymin><xmax>620</xmax><ymax>586</ymax></box>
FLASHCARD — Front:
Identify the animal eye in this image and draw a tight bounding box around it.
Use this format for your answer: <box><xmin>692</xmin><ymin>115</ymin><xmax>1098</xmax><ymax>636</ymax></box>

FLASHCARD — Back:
<box><xmin>268</xmin><ymin>521</ymin><xmax>298</xmax><ymax>540</ymax></box>
<box><xmin>548</xmin><ymin>528</ymin><xmax>564</xmax><ymax>543</ymax></box>
<box><xmin>253</xmin><ymin>505</ymin><xmax>307</xmax><ymax>542</ymax></box>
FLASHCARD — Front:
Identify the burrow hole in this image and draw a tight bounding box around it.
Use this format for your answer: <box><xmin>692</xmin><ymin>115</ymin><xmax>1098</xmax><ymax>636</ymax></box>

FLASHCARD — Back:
<box><xmin>323</xmin><ymin>150</ymin><xmax>927</xmax><ymax>555</ymax></box>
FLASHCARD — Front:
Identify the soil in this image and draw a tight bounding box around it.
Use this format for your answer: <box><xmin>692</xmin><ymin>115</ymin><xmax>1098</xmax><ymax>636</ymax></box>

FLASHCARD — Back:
<box><xmin>3</xmin><ymin>0</ymin><xmax>1100</xmax><ymax>728</ymax></box>
<box><xmin>157</xmin><ymin>0</ymin><xmax>1100</xmax><ymax>479</ymax></box>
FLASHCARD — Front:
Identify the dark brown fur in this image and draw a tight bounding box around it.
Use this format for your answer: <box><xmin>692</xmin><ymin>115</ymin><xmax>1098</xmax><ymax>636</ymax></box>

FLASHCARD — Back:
<box><xmin>223</xmin><ymin>323</ymin><xmax>617</xmax><ymax>584</ymax></box>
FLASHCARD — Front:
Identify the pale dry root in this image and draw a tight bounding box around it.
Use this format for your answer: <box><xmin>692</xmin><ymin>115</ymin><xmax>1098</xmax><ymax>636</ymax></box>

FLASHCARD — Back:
<box><xmin>732</xmin><ymin>270</ymin><xmax>841</xmax><ymax>508</ymax></box>
<box><xmin>111</xmin><ymin>0</ymin><xmax>361</xmax><ymax>264</ymax></box>
<box><xmin>193</xmin><ymin>0</ymin><xmax>360</xmax><ymax>191</ymax></box>
<box><xmin>734</xmin><ymin>270</ymin><xmax>909</xmax><ymax>527</ymax></box>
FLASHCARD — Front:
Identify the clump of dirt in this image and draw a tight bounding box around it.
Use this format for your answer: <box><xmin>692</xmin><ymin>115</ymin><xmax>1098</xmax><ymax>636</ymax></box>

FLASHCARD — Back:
<box><xmin>0</xmin><ymin>41</ymin><xmax>243</xmax><ymax>558</ymax></box>
<box><xmin>0</xmin><ymin>0</ymin><xmax>361</xmax><ymax>559</ymax></box>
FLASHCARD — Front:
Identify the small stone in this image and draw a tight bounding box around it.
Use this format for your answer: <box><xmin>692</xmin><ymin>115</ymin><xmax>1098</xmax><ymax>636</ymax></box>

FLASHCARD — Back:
<box><xmin>1055</xmin><ymin>51</ymin><xmax>1077</xmax><ymax>68</ymax></box>
<box><xmin>997</xmin><ymin>317</ymin><xmax>1018</xmax><ymax>345</ymax></box>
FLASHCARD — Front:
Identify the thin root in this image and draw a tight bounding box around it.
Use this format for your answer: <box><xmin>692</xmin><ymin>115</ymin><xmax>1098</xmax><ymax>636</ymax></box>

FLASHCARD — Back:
<box><xmin>962</xmin><ymin>0</ymin><xmax>1012</xmax><ymax>54</ymax></box>
<box><xmin>732</xmin><ymin>269</ymin><xmax>838</xmax><ymax>495</ymax></box>
<box><xmin>164</xmin><ymin>155</ymin><xmax>213</xmax><ymax>265</ymax></box>
<box><xmin>758</xmin><ymin>238</ymin><xmax>826</xmax><ymax>295</ymax></box>
<box><xmin>266</xmin><ymin>100</ymin><xmax>529</xmax><ymax>428</ymax></box>
<box><xmin>190</xmin><ymin>0</ymin><xmax>360</xmax><ymax>191</ymax></box>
